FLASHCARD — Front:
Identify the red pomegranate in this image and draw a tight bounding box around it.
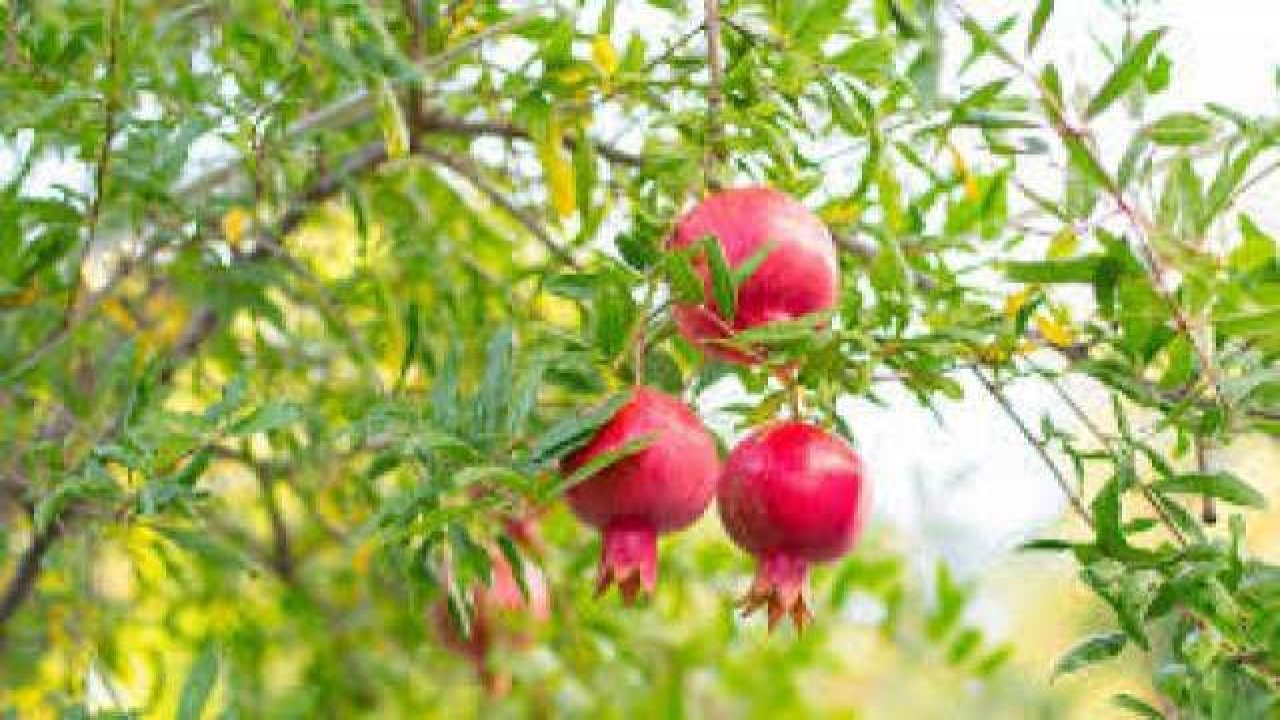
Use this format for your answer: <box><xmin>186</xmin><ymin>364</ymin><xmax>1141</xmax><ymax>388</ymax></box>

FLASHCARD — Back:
<box><xmin>718</xmin><ymin>421</ymin><xmax>869</xmax><ymax>630</ymax></box>
<box><xmin>431</xmin><ymin>548</ymin><xmax>550</xmax><ymax>696</ymax></box>
<box><xmin>668</xmin><ymin>187</ymin><xmax>838</xmax><ymax>363</ymax></box>
<box><xmin>563</xmin><ymin>387</ymin><xmax>720</xmax><ymax>603</ymax></box>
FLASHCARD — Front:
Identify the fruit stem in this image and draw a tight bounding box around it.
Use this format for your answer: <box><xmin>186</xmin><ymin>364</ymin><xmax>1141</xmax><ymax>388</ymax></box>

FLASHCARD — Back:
<box><xmin>774</xmin><ymin>366</ymin><xmax>803</xmax><ymax>420</ymax></box>
<box><xmin>631</xmin><ymin>277</ymin><xmax>658</xmax><ymax>385</ymax></box>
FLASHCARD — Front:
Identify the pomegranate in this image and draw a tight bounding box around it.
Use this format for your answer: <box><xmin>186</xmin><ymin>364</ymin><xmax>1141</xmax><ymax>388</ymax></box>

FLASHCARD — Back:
<box><xmin>430</xmin><ymin>548</ymin><xmax>550</xmax><ymax>696</ymax></box>
<box><xmin>718</xmin><ymin>421</ymin><xmax>869</xmax><ymax>630</ymax></box>
<box><xmin>562</xmin><ymin>386</ymin><xmax>720</xmax><ymax>603</ymax></box>
<box><xmin>668</xmin><ymin>187</ymin><xmax>838</xmax><ymax>363</ymax></box>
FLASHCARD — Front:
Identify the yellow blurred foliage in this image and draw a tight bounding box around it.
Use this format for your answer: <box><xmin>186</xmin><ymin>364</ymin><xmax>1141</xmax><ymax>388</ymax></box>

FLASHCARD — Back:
<box><xmin>221</xmin><ymin>207</ymin><xmax>252</xmax><ymax>250</ymax></box>
<box><xmin>592</xmin><ymin>35</ymin><xmax>619</xmax><ymax>77</ymax></box>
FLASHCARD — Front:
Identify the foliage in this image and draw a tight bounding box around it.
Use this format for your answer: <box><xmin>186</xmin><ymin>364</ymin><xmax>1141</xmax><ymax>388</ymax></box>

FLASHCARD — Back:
<box><xmin>1</xmin><ymin>0</ymin><xmax>1278</xmax><ymax>717</ymax></box>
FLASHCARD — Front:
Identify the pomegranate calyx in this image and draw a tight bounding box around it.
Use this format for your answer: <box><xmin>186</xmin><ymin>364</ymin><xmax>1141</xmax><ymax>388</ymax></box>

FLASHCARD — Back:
<box><xmin>597</xmin><ymin>522</ymin><xmax>658</xmax><ymax>605</ymax></box>
<box><xmin>739</xmin><ymin>552</ymin><xmax>812</xmax><ymax>632</ymax></box>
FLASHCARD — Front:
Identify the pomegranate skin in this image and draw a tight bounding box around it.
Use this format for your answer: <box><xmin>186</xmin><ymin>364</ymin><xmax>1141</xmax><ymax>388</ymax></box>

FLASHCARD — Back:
<box><xmin>668</xmin><ymin>187</ymin><xmax>838</xmax><ymax>363</ymax></box>
<box><xmin>718</xmin><ymin>421</ymin><xmax>868</xmax><ymax>630</ymax></box>
<box><xmin>563</xmin><ymin>386</ymin><xmax>720</xmax><ymax>602</ymax></box>
<box><xmin>431</xmin><ymin>549</ymin><xmax>550</xmax><ymax>696</ymax></box>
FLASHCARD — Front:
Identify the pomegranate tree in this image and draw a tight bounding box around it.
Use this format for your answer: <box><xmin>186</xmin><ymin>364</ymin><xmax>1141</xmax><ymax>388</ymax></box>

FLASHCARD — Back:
<box><xmin>562</xmin><ymin>387</ymin><xmax>720</xmax><ymax>602</ymax></box>
<box><xmin>718</xmin><ymin>421</ymin><xmax>869</xmax><ymax>630</ymax></box>
<box><xmin>430</xmin><ymin>548</ymin><xmax>550</xmax><ymax>696</ymax></box>
<box><xmin>668</xmin><ymin>187</ymin><xmax>839</xmax><ymax>363</ymax></box>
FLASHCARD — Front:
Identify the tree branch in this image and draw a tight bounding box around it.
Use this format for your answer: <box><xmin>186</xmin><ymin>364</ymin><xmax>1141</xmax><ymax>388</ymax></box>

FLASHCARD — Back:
<box><xmin>413</xmin><ymin>145</ymin><xmax>580</xmax><ymax>269</ymax></box>
<box><xmin>175</xmin><ymin>4</ymin><xmax>550</xmax><ymax>197</ymax></box>
<box><xmin>702</xmin><ymin>0</ymin><xmax>726</xmax><ymax>190</ymax></box>
<box><xmin>972</xmin><ymin>368</ymin><xmax>1094</xmax><ymax>527</ymax></box>
<box><xmin>0</xmin><ymin>521</ymin><xmax>61</xmax><ymax>650</ymax></box>
<box><xmin>417</xmin><ymin>112</ymin><xmax>642</xmax><ymax>167</ymax></box>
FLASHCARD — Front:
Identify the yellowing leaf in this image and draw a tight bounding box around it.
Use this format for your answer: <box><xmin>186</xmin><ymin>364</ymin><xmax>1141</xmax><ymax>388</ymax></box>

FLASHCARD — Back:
<box><xmin>221</xmin><ymin>207</ymin><xmax>251</xmax><ymax>249</ymax></box>
<box><xmin>820</xmin><ymin>201</ymin><xmax>863</xmax><ymax>226</ymax></box>
<box><xmin>539</xmin><ymin>113</ymin><xmax>576</xmax><ymax>219</ymax></box>
<box><xmin>447</xmin><ymin>0</ymin><xmax>477</xmax><ymax>41</ymax></box>
<box><xmin>1047</xmin><ymin>226</ymin><xmax>1079</xmax><ymax>259</ymax></box>
<box><xmin>0</xmin><ymin>282</ymin><xmax>38</xmax><ymax>309</ymax></box>
<box><xmin>555</xmin><ymin>64</ymin><xmax>592</xmax><ymax>86</ymax></box>
<box><xmin>1035</xmin><ymin>312</ymin><xmax>1076</xmax><ymax>348</ymax></box>
<box><xmin>948</xmin><ymin>143</ymin><xmax>980</xmax><ymax>201</ymax></box>
<box><xmin>102</xmin><ymin>298</ymin><xmax>138</xmax><ymax>332</ymax></box>
<box><xmin>1003</xmin><ymin>286</ymin><xmax>1035</xmax><ymax>320</ymax></box>
<box><xmin>592</xmin><ymin>35</ymin><xmax>619</xmax><ymax>76</ymax></box>
<box><xmin>353</xmin><ymin>540</ymin><xmax>373</xmax><ymax>576</ymax></box>
<box><xmin>976</xmin><ymin>342</ymin><xmax>1011</xmax><ymax>364</ymax></box>
<box><xmin>142</xmin><ymin>293</ymin><xmax>189</xmax><ymax>351</ymax></box>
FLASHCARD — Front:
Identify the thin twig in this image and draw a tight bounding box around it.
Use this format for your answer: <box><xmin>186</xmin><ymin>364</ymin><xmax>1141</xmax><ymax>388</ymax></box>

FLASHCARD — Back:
<box><xmin>37</xmin><ymin>0</ymin><xmax>124</xmax><ymax>378</ymax></box>
<box><xmin>175</xmin><ymin>4</ymin><xmax>549</xmax><ymax>197</ymax></box>
<box><xmin>418</xmin><ymin>112</ymin><xmax>642</xmax><ymax>167</ymax></box>
<box><xmin>1194</xmin><ymin>436</ymin><xmax>1219</xmax><ymax>525</ymax></box>
<box><xmin>414</xmin><ymin>145</ymin><xmax>580</xmax><ymax>269</ymax></box>
<box><xmin>972</xmin><ymin>368</ymin><xmax>1094</xmax><ymax>527</ymax></box>
<box><xmin>256</xmin><ymin>465</ymin><xmax>294</xmax><ymax>581</ymax></box>
<box><xmin>4</xmin><ymin>0</ymin><xmax>21</xmax><ymax>68</ymax></box>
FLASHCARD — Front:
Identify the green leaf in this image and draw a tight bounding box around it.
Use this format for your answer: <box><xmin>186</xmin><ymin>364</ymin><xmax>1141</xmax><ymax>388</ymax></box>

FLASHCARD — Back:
<box><xmin>475</xmin><ymin>326</ymin><xmax>514</xmax><ymax>436</ymax></box>
<box><xmin>453</xmin><ymin>465</ymin><xmax>529</xmax><ymax>493</ymax></box>
<box><xmin>1004</xmin><ymin>257</ymin><xmax>1101</xmax><ymax>284</ymax></box>
<box><xmin>394</xmin><ymin>301</ymin><xmax>421</xmax><ymax>391</ymax></box>
<box><xmin>1092</xmin><ymin>474</ymin><xmax>1126</xmax><ymax>556</ymax></box>
<box><xmin>528</xmin><ymin>391</ymin><xmax>631</xmax><ymax>467</ymax></box>
<box><xmin>177</xmin><ymin>642</ymin><xmax>218</xmax><ymax>720</ymax></box>
<box><xmin>732</xmin><ymin>240</ymin><xmax>775</xmax><ymax>288</ymax></box>
<box><xmin>375</xmin><ymin>78</ymin><xmax>410</xmax><ymax>161</ymax></box>
<box><xmin>925</xmin><ymin>562</ymin><xmax>967</xmax><ymax>641</ymax></box>
<box><xmin>1152</xmin><ymin>472</ymin><xmax>1266</xmax><ymax>509</ymax></box>
<box><xmin>1144</xmin><ymin>112</ymin><xmax>1213</xmax><ymax>146</ymax></box>
<box><xmin>1064</xmin><ymin>133</ymin><xmax>1117</xmax><ymax>194</ymax></box>
<box><xmin>792</xmin><ymin>0</ymin><xmax>853</xmax><ymax>48</ymax></box>
<box><xmin>663</xmin><ymin>251</ymin><xmax>704</xmax><ymax>303</ymax></box>
<box><xmin>232</xmin><ymin>402</ymin><xmax>302</xmax><ymax>435</ymax></box>
<box><xmin>831</xmin><ymin>37</ymin><xmax>895</xmax><ymax>83</ymax></box>
<box><xmin>616</xmin><ymin>230</ymin><xmax>660</xmax><ymax>271</ymax></box>
<box><xmin>1027</xmin><ymin>0</ymin><xmax>1053</xmax><ymax>51</ymax></box>
<box><xmin>702</xmin><ymin>235</ymin><xmax>736</xmax><ymax>323</ymax></box>
<box><xmin>1053</xmin><ymin>632</ymin><xmax>1127</xmax><ymax>679</ymax></box>
<box><xmin>167</xmin><ymin>447</ymin><xmax>213</xmax><ymax>488</ymax></box>
<box><xmin>1112</xmin><ymin>693</ymin><xmax>1165</xmax><ymax>719</ymax></box>
<box><xmin>1230</xmin><ymin>215</ymin><xmax>1276</xmax><ymax>273</ymax></box>
<box><xmin>593</xmin><ymin>272</ymin><xmax>637</xmax><ymax>359</ymax></box>
<box><xmin>496</xmin><ymin>534</ymin><xmax>531</xmax><ymax>603</ymax></box>
<box><xmin>544</xmin><ymin>433</ymin><xmax>653</xmax><ymax>498</ymax></box>
<box><xmin>1087</xmin><ymin>28</ymin><xmax>1165</xmax><ymax>118</ymax></box>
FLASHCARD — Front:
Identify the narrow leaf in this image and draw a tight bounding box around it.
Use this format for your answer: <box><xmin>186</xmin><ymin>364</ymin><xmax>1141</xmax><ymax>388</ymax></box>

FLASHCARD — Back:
<box><xmin>1028</xmin><ymin>0</ymin><xmax>1053</xmax><ymax>51</ymax></box>
<box><xmin>703</xmin><ymin>235</ymin><xmax>737</xmax><ymax>323</ymax></box>
<box><xmin>1087</xmin><ymin>29</ymin><xmax>1165</xmax><ymax>119</ymax></box>
<box><xmin>1152</xmin><ymin>472</ymin><xmax>1265</xmax><ymax>508</ymax></box>
<box><xmin>177</xmin><ymin>642</ymin><xmax>218</xmax><ymax>720</ymax></box>
<box><xmin>1053</xmin><ymin>632</ymin><xmax>1127</xmax><ymax>679</ymax></box>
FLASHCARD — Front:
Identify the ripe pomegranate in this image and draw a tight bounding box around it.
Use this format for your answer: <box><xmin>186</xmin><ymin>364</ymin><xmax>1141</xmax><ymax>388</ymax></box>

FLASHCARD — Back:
<box><xmin>562</xmin><ymin>386</ymin><xmax>720</xmax><ymax>603</ymax></box>
<box><xmin>430</xmin><ymin>548</ymin><xmax>550</xmax><ymax>696</ymax></box>
<box><xmin>718</xmin><ymin>421</ymin><xmax>869</xmax><ymax>630</ymax></box>
<box><xmin>668</xmin><ymin>187</ymin><xmax>839</xmax><ymax>364</ymax></box>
